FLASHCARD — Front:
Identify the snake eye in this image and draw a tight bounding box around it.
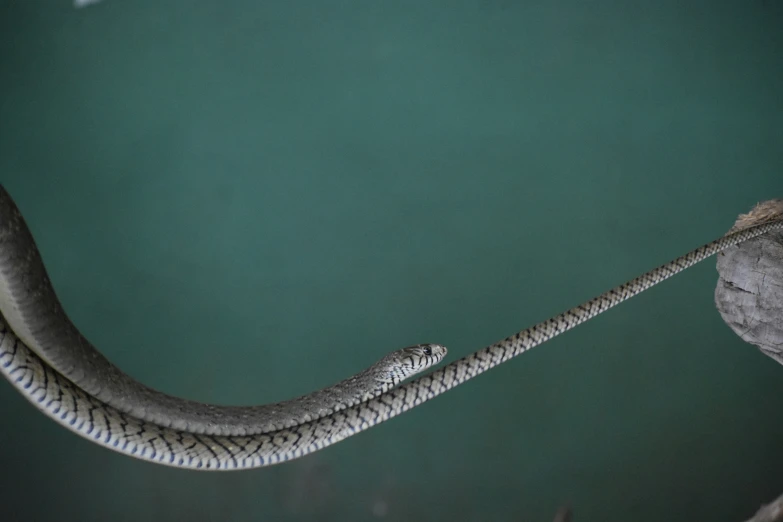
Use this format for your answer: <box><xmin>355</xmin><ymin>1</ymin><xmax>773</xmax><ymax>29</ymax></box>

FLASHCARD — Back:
<box><xmin>422</xmin><ymin>345</ymin><xmax>432</xmax><ymax>356</ymax></box>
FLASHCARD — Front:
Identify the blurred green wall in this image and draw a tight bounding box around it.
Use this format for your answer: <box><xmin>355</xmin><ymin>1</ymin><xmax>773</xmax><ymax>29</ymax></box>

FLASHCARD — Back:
<box><xmin>0</xmin><ymin>1</ymin><xmax>781</xmax><ymax>521</ymax></box>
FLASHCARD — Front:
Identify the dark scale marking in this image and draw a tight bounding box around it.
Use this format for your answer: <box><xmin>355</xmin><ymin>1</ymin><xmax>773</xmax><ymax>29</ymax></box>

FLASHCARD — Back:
<box><xmin>85</xmin><ymin>410</ymin><xmax>96</xmax><ymax>436</ymax></box>
<box><xmin>210</xmin><ymin>438</ymin><xmax>237</xmax><ymax>467</ymax></box>
<box><xmin>160</xmin><ymin>436</ymin><xmax>174</xmax><ymax>456</ymax></box>
<box><xmin>193</xmin><ymin>435</ymin><xmax>219</xmax><ymax>460</ymax></box>
<box><xmin>38</xmin><ymin>369</ymin><xmax>49</xmax><ymax>402</ymax></box>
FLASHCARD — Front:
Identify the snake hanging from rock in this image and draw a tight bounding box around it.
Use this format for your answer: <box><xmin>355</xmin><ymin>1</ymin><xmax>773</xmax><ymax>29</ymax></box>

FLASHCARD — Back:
<box><xmin>1</xmin><ymin>184</ymin><xmax>780</xmax><ymax>470</ymax></box>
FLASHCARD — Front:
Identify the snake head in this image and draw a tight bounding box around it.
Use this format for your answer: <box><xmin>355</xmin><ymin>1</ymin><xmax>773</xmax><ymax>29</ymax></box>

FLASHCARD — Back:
<box><xmin>374</xmin><ymin>343</ymin><xmax>447</xmax><ymax>387</ymax></box>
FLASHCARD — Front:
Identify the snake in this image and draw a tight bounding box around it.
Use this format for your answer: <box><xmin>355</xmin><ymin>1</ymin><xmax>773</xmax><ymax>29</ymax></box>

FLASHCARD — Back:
<box><xmin>1</xmin><ymin>185</ymin><xmax>781</xmax><ymax>470</ymax></box>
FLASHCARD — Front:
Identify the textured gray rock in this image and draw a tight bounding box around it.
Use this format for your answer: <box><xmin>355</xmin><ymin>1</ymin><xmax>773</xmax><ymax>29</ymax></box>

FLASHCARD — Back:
<box><xmin>715</xmin><ymin>200</ymin><xmax>783</xmax><ymax>366</ymax></box>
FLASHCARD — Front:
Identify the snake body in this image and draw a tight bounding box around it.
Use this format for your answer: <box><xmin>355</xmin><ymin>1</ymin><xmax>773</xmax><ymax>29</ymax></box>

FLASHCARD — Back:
<box><xmin>0</xmin><ymin>188</ymin><xmax>446</xmax><ymax>436</ymax></box>
<box><xmin>1</xmin><ymin>184</ymin><xmax>781</xmax><ymax>470</ymax></box>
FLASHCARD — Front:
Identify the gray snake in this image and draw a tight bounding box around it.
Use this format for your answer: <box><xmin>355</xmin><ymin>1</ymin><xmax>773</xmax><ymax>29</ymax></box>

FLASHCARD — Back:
<box><xmin>0</xmin><ymin>184</ymin><xmax>781</xmax><ymax>470</ymax></box>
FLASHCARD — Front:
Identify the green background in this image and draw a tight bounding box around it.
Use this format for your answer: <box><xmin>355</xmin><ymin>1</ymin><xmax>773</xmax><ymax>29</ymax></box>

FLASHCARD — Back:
<box><xmin>1</xmin><ymin>1</ymin><xmax>781</xmax><ymax>521</ymax></box>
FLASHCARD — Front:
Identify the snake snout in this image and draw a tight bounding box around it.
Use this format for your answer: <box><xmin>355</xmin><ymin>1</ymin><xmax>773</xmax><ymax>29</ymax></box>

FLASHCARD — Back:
<box><xmin>423</xmin><ymin>343</ymin><xmax>448</xmax><ymax>363</ymax></box>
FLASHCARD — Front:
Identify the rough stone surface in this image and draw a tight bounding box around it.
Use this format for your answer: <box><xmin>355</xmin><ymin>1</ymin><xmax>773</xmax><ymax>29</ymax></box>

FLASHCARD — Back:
<box><xmin>715</xmin><ymin>200</ymin><xmax>783</xmax><ymax>366</ymax></box>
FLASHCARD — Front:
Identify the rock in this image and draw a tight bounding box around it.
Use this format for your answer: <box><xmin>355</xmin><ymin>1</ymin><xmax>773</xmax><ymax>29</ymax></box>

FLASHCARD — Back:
<box><xmin>715</xmin><ymin>199</ymin><xmax>783</xmax><ymax>366</ymax></box>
